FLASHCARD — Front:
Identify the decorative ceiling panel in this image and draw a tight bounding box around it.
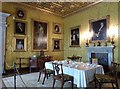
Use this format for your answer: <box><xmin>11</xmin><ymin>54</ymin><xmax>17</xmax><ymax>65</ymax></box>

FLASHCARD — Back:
<box><xmin>22</xmin><ymin>2</ymin><xmax>101</xmax><ymax>17</ymax></box>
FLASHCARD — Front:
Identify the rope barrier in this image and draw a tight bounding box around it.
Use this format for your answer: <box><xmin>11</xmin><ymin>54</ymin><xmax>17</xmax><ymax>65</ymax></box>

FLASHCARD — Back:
<box><xmin>5</xmin><ymin>57</ymin><xmax>30</xmax><ymax>68</ymax></box>
<box><xmin>14</xmin><ymin>63</ymin><xmax>28</xmax><ymax>89</ymax></box>
<box><xmin>5</xmin><ymin>58</ymin><xmax>29</xmax><ymax>88</ymax></box>
<box><xmin>5</xmin><ymin>61</ymin><xmax>14</xmax><ymax>68</ymax></box>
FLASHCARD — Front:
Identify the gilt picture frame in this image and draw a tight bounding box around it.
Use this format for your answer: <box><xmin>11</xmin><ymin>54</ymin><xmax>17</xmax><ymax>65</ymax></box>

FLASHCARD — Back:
<box><xmin>52</xmin><ymin>38</ymin><xmax>61</xmax><ymax>51</ymax></box>
<box><xmin>14</xmin><ymin>36</ymin><xmax>27</xmax><ymax>52</ymax></box>
<box><xmin>70</xmin><ymin>26</ymin><xmax>80</xmax><ymax>47</ymax></box>
<box><xmin>32</xmin><ymin>20</ymin><xmax>48</xmax><ymax>51</ymax></box>
<box><xmin>14</xmin><ymin>20</ymin><xmax>26</xmax><ymax>35</ymax></box>
<box><xmin>16</xmin><ymin>8</ymin><xmax>26</xmax><ymax>19</ymax></box>
<box><xmin>53</xmin><ymin>23</ymin><xmax>61</xmax><ymax>34</ymax></box>
<box><xmin>89</xmin><ymin>15</ymin><xmax>109</xmax><ymax>42</ymax></box>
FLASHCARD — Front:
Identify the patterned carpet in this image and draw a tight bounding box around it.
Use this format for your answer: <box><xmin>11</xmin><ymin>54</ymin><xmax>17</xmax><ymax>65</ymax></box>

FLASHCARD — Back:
<box><xmin>2</xmin><ymin>72</ymin><xmax>77</xmax><ymax>89</ymax></box>
<box><xmin>2</xmin><ymin>72</ymin><xmax>120</xmax><ymax>89</ymax></box>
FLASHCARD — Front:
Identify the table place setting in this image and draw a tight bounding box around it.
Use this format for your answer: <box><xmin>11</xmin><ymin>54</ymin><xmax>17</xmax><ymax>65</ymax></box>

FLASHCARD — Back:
<box><xmin>50</xmin><ymin>60</ymin><xmax>101</xmax><ymax>70</ymax></box>
<box><xmin>45</xmin><ymin>60</ymin><xmax>104</xmax><ymax>88</ymax></box>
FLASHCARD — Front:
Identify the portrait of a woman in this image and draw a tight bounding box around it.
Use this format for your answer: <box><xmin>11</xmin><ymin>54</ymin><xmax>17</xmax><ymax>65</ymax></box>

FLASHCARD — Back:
<box><xmin>33</xmin><ymin>21</ymin><xmax>47</xmax><ymax>51</ymax></box>
<box><xmin>15</xmin><ymin>21</ymin><xmax>26</xmax><ymax>35</ymax></box>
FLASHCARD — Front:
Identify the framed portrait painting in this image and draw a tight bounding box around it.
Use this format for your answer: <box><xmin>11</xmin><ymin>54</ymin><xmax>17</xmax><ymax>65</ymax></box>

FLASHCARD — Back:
<box><xmin>70</xmin><ymin>26</ymin><xmax>80</xmax><ymax>47</ymax></box>
<box><xmin>53</xmin><ymin>23</ymin><xmax>61</xmax><ymax>34</ymax></box>
<box><xmin>89</xmin><ymin>15</ymin><xmax>109</xmax><ymax>42</ymax></box>
<box><xmin>14</xmin><ymin>20</ymin><xmax>26</xmax><ymax>35</ymax></box>
<box><xmin>32</xmin><ymin>20</ymin><xmax>48</xmax><ymax>51</ymax></box>
<box><xmin>14</xmin><ymin>36</ymin><xmax>27</xmax><ymax>52</ymax></box>
<box><xmin>52</xmin><ymin>38</ymin><xmax>61</xmax><ymax>51</ymax></box>
<box><xmin>16</xmin><ymin>8</ymin><xmax>26</xmax><ymax>19</ymax></box>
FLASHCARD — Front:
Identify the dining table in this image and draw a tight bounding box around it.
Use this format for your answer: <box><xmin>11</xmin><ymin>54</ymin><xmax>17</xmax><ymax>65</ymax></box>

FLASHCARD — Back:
<box><xmin>45</xmin><ymin>60</ymin><xmax>104</xmax><ymax>88</ymax></box>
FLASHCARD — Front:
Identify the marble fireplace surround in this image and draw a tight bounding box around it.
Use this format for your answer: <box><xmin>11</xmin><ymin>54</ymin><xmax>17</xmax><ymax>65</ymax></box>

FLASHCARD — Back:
<box><xmin>86</xmin><ymin>46</ymin><xmax>114</xmax><ymax>66</ymax></box>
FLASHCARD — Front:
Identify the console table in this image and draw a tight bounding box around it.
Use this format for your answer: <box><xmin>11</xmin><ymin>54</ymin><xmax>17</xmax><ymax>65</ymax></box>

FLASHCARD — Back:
<box><xmin>37</xmin><ymin>56</ymin><xmax>52</xmax><ymax>69</ymax></box>
<box><xmin>16</xmin><ymin>57</ymin><xmax>30</xmax><ymax>73</ymax></box>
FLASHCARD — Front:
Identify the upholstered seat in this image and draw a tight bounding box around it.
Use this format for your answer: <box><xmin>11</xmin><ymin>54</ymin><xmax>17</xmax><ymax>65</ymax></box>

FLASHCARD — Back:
<box><xmin>52</xmin><ymin>63</ymin><xmax>74</xmax><ymax>89</ymax></box>
<box><xmin>53</xmin><ymin>74</ymin><xmax>73</xmax><ymax>81</ymax></box>
<box><xmin>95</xmin><ymin>74</ymin><xmax>116</xmax><ymax>82</ymax></box>
<box><xmin>94</xmin><ymin>62</ymin><xmax>119</xmax><ymax>89</ymax></box>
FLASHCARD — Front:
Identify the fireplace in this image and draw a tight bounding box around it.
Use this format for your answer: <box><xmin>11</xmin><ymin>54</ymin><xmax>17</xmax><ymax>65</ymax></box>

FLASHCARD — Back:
<box><xmin>91</xmin><ymin>53</ymin><xmax>109</xmax><ymax>72</ymax></box>
<box><xmin>86</xmin><ymin>46</ymin><xmax>114</xmax><ymax>72</ymax></box>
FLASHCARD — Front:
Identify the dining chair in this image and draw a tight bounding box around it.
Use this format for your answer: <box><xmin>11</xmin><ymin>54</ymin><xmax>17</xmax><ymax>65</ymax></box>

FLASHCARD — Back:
<box><xmin>52</xmin><ymin>62</ymin><xmax>74</xmax><ymax>89</ymax></box>
<box><xmin>29</xmin><ymin>56</ymin><xmax>37</xmax><ymax>72</ymax></box>
<box><xmin>117</xmin><ymin>63</ymin><xmax>120</xmax><ymax>77</ymax></box>
<box><xmin>38</xmin><ymin>60</ymin><xmax>54</xmax><ymax>84</ymax></box>
<box><xmin>68</xmin><ymin>56</ymin><xmax>82</xmax><ymax>62</ymax></box>
<box><xmin>94</xmin><ymin>61</ymin><xmax>119</xmax><ymax>89</ymax></box>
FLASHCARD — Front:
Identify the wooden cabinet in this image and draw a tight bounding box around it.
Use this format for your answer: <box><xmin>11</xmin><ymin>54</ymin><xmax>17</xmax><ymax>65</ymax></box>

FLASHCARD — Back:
<box><xmin>29</xmin><ymin>56</ymin><xmax>52</xmax><ymax>72</ymax></box>
<box><xmin>37</xmin><ymin>56</ymin><xmax>52</xmax><ymax>69</ymax></box>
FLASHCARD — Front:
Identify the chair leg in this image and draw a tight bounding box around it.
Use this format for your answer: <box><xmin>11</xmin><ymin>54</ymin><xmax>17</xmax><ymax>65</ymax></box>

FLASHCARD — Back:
<box><xmin>42</xmin><ymin>73</ymin><xmax>46</xmax><ymax>85</ymax></box>
<box><xmin>61</xmin><ymin>82</ymin><xmax>64</xmax><ymax>89</ymax></box>
<box><xmin>38</xmin><ymin>71</ymin><xmax>41</xmax><ymax>82</ymax></box>
<box><xmin>71</xmin><ymin>78</ymin><xmax>74</xmax><ymax>89</ymax></box>
<box><xmin>112</xmin><ymin>83</ymin><xmax>115</xmax><ymax>89</ymax></box>
<box><xmin>95</xmin><ymin>79</ymin><xmax>97</xmax><ymax>88</ymax></box>
<box><xmin>115</xmin><ymin>83</ymin><xmax>119</xmax><ymax>89</ymax></box>
<box><xmin>47</xmin><ymin>74</ymin><xmax>48</xmax><ymax>79</ymax></box>
<box><xmin>52</xmin><ymin>79</ymin><xmax>56</xmax><ymax>89</ymax></box>
<box><xmin>99</xmin><ymin>83</ymin><xmax>102</xmax><ymax>89</ymax></box>
<box><xmin>29</xmin><ymin>67</ymin><xmax>31</xmax><ymax>73</ymax></box>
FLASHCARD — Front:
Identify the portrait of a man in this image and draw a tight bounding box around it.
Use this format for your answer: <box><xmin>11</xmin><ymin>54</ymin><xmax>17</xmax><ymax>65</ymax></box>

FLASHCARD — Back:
<box><xmin>33</xmin><ymin>20</ymin><xmax>47</xmax><ymax>51</ymax></box>
<box><xmin>54</xmin><ymin>40</ymin><xmax>60</xmax><ymax>50</ymax></box>
<box><xmin>53</xmin><ymin>39</ymin><xmax>61</xmax><ymax>51</ymax></box>
<box><xmin>15</xmin><ymin>21</ymin><xmax>26</xmax><ymax>35</ymax></box>
<box><xmin>91</xmin><ymin>18</ymin><xmax>107</xmax><ymax>41</ymax></box>
<box><xmin>70</xmin><ymin>27</ymin><xmax>80</xmax><ymax>46</ymax></box>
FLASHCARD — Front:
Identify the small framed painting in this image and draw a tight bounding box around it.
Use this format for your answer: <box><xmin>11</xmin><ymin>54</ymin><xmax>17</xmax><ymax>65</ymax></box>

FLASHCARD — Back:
<box><xmin>53</xmin><ymin>23</ymin><xmax>61</xmax><ymax>34</ymax></box>
<box><xmin>14</xmin><ymin>36</ymin><xmax>27</xmax><ymax>52</ymax></box>
<box><xmin>89</xmin><ymin>15</ymin><xmax>109</xmax><ymax>42</ymax></box>
<box><xmin>52</xmin><ymin>38</ymin><xmax>61</xmax><ymax>51</ymax></box>
<box><xmin>16</xmin><ymin>8</ymin><xmax>26</xmax><ymax>19</ymax></box>
<box><xmin>70</xmin><ymin>26</ymin><xmax>80</xmax><ymax>47</ymax></box>
<box><xmin>14</xmin><ymin>20</ymin><xmax>26</xmax><ymax>35</ymax></box>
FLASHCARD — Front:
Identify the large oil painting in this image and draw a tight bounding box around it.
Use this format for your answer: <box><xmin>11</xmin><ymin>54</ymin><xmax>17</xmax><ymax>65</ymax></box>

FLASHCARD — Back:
<box><xmin>32</xmin><ymin>20</ymin><xmax>48</xmax><ymax>51</ymax></box>
<box><xmin>89</xmin><ymin>15</ymin><xmax>109</xmax><ymax>41</ymax></box>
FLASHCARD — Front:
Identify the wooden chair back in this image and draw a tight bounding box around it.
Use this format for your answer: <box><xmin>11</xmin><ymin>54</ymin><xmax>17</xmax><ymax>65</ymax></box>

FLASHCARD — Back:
<box><xmin>52</xmin><ymin>63</ymin><xmax>63</xmax><ymax>76</ymax></box>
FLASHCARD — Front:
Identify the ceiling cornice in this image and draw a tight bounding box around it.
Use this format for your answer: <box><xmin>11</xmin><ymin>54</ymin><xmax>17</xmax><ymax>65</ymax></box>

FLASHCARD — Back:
<box><xmin>15</xmin><ymin>1</ymin><xmax>102</xmax><ymax>18</ymax></box>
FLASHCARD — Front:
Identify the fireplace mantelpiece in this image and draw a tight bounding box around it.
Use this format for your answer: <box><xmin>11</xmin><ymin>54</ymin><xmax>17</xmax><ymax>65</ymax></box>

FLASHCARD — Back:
<box><xmin>86</xmin><ymin>46</ymin><xmax>114</xmax><ymax>67</ymax></box>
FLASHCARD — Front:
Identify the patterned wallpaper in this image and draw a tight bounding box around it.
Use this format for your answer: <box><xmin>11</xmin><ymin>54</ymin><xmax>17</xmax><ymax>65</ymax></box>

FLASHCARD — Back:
<box><xmin>63</xmin><ymin>2</ymin><xmax>119</xmax><ymax>62</ymax></box>
<box><xmin>2</xmin><ymin>2</ymin><xmax>64</xmax><ymax>70</ymax></box>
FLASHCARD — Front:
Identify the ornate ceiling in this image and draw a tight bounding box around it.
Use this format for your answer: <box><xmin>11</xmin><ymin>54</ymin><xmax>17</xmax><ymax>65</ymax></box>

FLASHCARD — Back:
<box><xmin>22</xmin><ymin>1</ymin><xmax>101</xmax><ymax>17</ymax></box>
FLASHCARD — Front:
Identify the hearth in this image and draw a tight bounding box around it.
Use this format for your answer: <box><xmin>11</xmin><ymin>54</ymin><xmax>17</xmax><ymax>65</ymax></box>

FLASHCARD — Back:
<box><xmin>86</xmin><ymin>46</ymin><xmax>114</xmax><ymax>73</ymax></box>
<box><xmin>91</xmin><ymin>53</ymin><xmax>108</xmax><ymax>72</ymax></box>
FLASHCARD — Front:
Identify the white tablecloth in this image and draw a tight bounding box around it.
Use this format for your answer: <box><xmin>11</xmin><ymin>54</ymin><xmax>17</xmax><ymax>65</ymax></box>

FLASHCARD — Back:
<box><xmin>45</xmin><ymin>61</ymin><xmax>104</xmax><ymax>88</ymax></box>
